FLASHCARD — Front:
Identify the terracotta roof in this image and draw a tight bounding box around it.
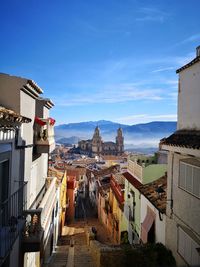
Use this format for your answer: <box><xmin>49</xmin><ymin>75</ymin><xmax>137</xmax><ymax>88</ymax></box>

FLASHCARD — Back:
<box><xmin>138</xmin><ymin>175</ymin><xmax>167</xmax><ymax>213</ymax></box>
<box><xmin>160</xmin><ymin>130</ymin><xmax>200</xmax><ymax>150</ymax></box>
<box><xmin>102</xmin><ymin>155</ymin><xmax>122</xmax><ymax>160</ymax></box>
<box><xmin>112</xmin><ymin>173</ymin><xmax>125</xmax><ymax>185</ymax></box>
<box><xmin>48</xmin><ymin>167</ymin><xmax>64</xmax><ymax>180</ymax></box>
<box><xmin>92</xmin><ymin>165</ymin><xmax>120</xmax><ymax>177</ymax></box>
<box><xmin>176</xmin><ymin>56</ymin><xmax>200</xmax><ymax>73</ymax></box>
<box><xmin>122</xmin><ymin>172</ymin><xmax>142</xmax><ymax>189</ymax></box>
<box><xmin>72</xmin><ymin>158</ymin><xmax>96</xmax><ymax>165</ymax></box>
<box><xmin>0</xmin><ymin>106</ymin><xmax>31</xmax><ymax>123</ymax></box>
<box><xmin>66</xmin><ymin>165</ymin><xmax>86</xmax><ymax>176</ymax></box>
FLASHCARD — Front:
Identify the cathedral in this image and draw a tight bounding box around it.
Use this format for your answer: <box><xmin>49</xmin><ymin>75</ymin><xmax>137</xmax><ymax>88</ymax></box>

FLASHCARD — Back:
<box><xmin>78</xmin><ymin>127</ymin><xmax>124</xmax><ymax>156</ymax></box>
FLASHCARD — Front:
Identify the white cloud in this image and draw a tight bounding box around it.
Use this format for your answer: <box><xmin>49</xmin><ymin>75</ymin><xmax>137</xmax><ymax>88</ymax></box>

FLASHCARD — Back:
<box><xmin>152</xmin><ymin>67</ymin><xmax>175</xmax><ymax>73</ymax></box>
<box><xmin>55</xmin><ymin>83</ymin><xmax>163</xmax><ymax>107</ymax></box>
<box><xmin>116</xmin><ymin>113</ymin><xmax>177</xmax><ymax>125</ymax></box>
<box><xmin>135</xmin><ymin>7</ymin><xmax>169</xmax><ymax>23</ymax></box>
<box><xmin>179</xmin><ymin>34</ymin><xmax>200</xmax><ymax>45</ymax></box>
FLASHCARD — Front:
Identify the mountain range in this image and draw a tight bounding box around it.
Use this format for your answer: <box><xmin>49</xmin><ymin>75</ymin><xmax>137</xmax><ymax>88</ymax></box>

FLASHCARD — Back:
<box><xmin>55</xmin><ymin>120</ymin><xmax>177</xmax><ymax>151</ymax></box>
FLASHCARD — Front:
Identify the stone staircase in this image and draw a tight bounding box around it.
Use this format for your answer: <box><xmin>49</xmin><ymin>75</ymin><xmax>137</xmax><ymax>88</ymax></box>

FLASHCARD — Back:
<box><xmin>43</xmin><ymin>245</ymin><xmax>69</xmax><ymax>267</ymax></box>
<box><xmin>44</xmin><ymin>227</ymin><xmax>96</xmax><ymax>267</ymax></box>
<box><xmin>73</xmin><ymin>232</ymin><xmax>96</xmax><ymax>267</ymax></box>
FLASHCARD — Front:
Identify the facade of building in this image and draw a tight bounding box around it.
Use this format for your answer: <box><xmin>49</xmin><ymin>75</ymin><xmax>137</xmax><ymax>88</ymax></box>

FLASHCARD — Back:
<box><xmin>48</xmin><ymin>168</ymin><xmax>68</xmax><ymax>236</ymax></box>
<box><xmin>139</xmin><ymin>175</ymin><xmax>167</xmax><ymax>245</ymax></box>
<box><xmin>123</xmin><ymin>172</ymin><xmax>142</xmax><ymax>244</ymax></box>
<box><xmin>78</xmin><ymin>127</ymin><xmax>124</xmax><ymax>156</ymax></box>
<box><xmin>0</xmin><ymin>107</ymin><xmax>31</xmax><ymax>267</ymax></box>
<box><xmin>123</xmin><ymin>156</ymin><xmax>167</xmax><ymax>245</ymax></box>
<box><xmin>127</xmin><ymin>156</ymin><xmax>167</xmax><ymax>184</ymax></box>
<box><xmin>161</xmin><ymin>47</ymin><xmax>200</xmax><ymax>267</ymax></box>
<box><xmin>107</xmin><ymin>173</ymin><xmax>126</xmax><ymax>244</ymax></box>
<box><xmin>0</xmin><ymin>73</ymin><xmax>57</xmax><ymax>267</ymax></box>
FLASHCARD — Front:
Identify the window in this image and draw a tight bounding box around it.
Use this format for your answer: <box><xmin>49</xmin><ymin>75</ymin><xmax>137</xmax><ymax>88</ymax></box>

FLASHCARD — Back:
<box><xmin>179</xmin><ymin>160</ymin><xmax>200</xmax><ymax>198</ymax></box>
<box><xmin>178</xmin><ymin>226</ymin><xmax>200</xmax><ymax>266</ymax></box>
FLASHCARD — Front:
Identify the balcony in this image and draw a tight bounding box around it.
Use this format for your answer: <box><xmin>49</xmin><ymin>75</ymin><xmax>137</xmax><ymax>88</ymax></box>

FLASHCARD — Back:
<box><xmin>34</xmin><ymin>117</ymin><xmax>55</xmax><ymax>154</ymax></box>
<box><xmin>0</xmin><ymin>182</ymin><xmax>27</xmax><ymax>263</ymax></box>
<box><xmin>22</xmin><ymin>177</ymin><xmax>57</xmax><ymax>253</ymax></box>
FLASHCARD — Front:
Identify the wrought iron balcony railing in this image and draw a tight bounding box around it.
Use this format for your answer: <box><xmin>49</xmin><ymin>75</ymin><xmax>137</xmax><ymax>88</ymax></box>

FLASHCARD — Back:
<box><xmin>0</xmin><ymin>182</ymin><xmax>27</xmax><ymax>262</ymax></box>
<box><xmin>22</xmin><ymin>209</ymin><xmax>43</xmax><ymax>252</ymax></box>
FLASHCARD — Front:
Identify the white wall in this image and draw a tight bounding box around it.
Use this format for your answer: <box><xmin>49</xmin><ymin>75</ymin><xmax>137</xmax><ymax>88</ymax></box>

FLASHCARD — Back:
<box><xmin>178</xmin><ymin>62</ymin><xmax>200</xmax><ymax>130</ymax></box>
<box><xmin>128</xmin><ymin>159</ymin><xmax>142</xmax><ymax>182</ymax></box>
<box><xmin>141</xmin><ymin>195</ymin><xmax>166</xmax><ymax>244</ymax></box>
<box><xmin>165</xmin><ymin>151</ymin><xmax>200</xmax><ymax>266</ymax></box>
<box><xmin>0</xmin><ymin>74</ymin><xmax>23</xmax><ymax>113</ymax></box>
<box><xmin>167</xmin><ymin>152</ymin><xmax>200</xmax><ymax>235</ymax></box>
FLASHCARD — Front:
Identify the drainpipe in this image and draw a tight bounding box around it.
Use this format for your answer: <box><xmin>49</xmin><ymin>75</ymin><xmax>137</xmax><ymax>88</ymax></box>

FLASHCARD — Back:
<box><xmin>15</xmin><ymin>128</ymin><xmax>33</xmax><ymax>149</ymax></box>
<box><xmin>170</xmin><ymin>152</ymin><xmax>174</xmax><ymax>217</ymax></box>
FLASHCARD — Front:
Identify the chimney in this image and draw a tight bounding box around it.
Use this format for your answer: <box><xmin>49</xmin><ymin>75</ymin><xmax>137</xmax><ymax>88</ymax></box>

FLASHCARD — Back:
<box><xmin>196</xmin><ymin>45</ymin><xmax>200</xmax><ymax>57</ymax></box>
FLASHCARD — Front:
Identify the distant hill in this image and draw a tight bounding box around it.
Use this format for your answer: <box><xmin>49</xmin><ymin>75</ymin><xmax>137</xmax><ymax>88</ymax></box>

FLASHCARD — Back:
<box><xmin>55</xmin><ymin>120</ymin><xmax>177</xmax><ymax>148</ymax></box>
<box><xmin>56</xmin><ymin>120</ymin><xmax>124</xmax><ymax>132</ymax></box>
<box><xmin>123</xmin><ymin>121</ymin><xmax>177</xmax><ymax>134</ymax></box>
<box><xmin>56</xmin><ymin>136</ymin><xmax>80</xmax><ymax>145</ymax></box>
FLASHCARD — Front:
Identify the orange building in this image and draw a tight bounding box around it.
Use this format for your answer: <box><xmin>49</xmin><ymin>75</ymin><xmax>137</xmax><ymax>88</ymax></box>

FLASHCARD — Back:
<box><xmin>97</xmin><ymin>173</ymin><xmax>125</xmax><ymax>244</ymax></box>
<box><xmin>66</xmin><ymin>175</ymin><xmax>77</xmax><ymax>223</ymax></box>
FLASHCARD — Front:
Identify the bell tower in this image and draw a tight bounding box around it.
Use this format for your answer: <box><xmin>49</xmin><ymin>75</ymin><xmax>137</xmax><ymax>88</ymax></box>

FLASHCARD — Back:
<box><xmin>116</xmin><ymin>128</ymin><xmax>124</xmax><ymax>155</ymax></box>
<box><xmin>92</xmin><ymin>126</ymin><xmax>102</xmax><ymax>154</ymax></box>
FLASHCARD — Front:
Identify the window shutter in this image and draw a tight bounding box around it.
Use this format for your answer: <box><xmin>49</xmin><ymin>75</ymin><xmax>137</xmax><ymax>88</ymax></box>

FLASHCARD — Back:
<box><xmin>178</xmin><ymin>227</ymin><xmax>200</xmax><ymax>266</ymax></box>
<box><xmin>185</xmin><ymin>165</ymin><xmax>193</xmax><ymax>192</ymax></box>
<box><xmin>179</xmin><ymin>162</ymin><xmax>186</xmax><ymax>189</ymax></box>
<box><xmin>179</xmin><ymin>161</ymin><xmax>200</xmax><ymax>198</ymax></box>
<box><xmin>193</xmin><ymin>167</ymin><xmax>200</xmax><ymax>198</ymax></box>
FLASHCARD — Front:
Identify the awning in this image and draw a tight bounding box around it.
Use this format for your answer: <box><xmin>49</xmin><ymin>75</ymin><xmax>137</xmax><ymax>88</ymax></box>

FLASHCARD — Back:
<box><xmin>35</xmin><ymin>117</ymin><xmax>46</xmax><ymax>126</ymax></box>
<box><xmin>141</xmin><ymin>208</ymin><xmax>155</xmax><ymax>243</ymax></box>
<box><xmin>35</xmin><ymin>117</ymin><xmax>56</xmax><ymax>126</ymax></box>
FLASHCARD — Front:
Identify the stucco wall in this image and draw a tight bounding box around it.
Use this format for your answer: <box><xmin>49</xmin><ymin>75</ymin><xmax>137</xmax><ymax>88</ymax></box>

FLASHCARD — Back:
<box><xmin>0</xmin><ymin>74</ymin><xmax>23</xmax><ymax>113</ymax></box>
<box><xmin>124</xmin><ymin>179</ymin><xmax>141</xmax><ymax>244</ymax></box>
<box><xmin>167</xmin><ymin>152</ymin><xmax>200</xmax><ymax>235</ymax></box>
<box><xmin>165</xmin><ymin>151</ymin><xmax>200</xmax><ymax>266</ymax></box>
<box><xmin>128</xmin><ymin>159</ymin><xmax>142</xmax><ymax>182</ymax></box>
<box><xmin>143</xmin><ymin>164</ymin><xmax>167</xmax><ymax>184</ymax></box>
<box><xmin>141</xmin><ymin>195</ymin><xmax>166</xmax><ymax>244</ymax></box>
<box><xmin>178</xmin><ymin>62</ymin><xmax>200</xmax><ymax>130</ymax></box>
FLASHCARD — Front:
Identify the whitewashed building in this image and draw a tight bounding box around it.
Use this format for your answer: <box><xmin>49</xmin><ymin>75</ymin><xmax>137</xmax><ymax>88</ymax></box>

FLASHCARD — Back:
<box><xmin>0</xmin><ymin>74</ymin><xmax>57</xmax><ymax>267</ymax></box>
<box><xmin>0</xmin><ymin>107</ymin><xmax>31</xmax><ymax>267</ymax></box>
<box><xmin>139</xmin><ymin>175</ymin><xmax>167</xmax><ymax>245</ymax></box>
<box><xmin>161</xmin><ymin>46</ymin><xmax>200</xmax><ymax>267</ymax></box>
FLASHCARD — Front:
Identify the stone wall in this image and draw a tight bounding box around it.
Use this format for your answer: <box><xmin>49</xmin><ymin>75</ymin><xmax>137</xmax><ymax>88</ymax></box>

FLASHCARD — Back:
<box><xmin>89</xmin><ymin>240</ymin><xmax>125</xmax><ymax>267</ymax></box>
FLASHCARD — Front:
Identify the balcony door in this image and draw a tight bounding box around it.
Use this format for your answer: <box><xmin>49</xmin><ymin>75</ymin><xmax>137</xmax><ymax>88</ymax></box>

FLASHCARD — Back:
<box><xmin>0</xmin><ymin>151</ymin><xmax>11</xmax><ymax>226</ymax></box>
<box><xmin>0</xmin><ymin>160</ymin><xmax>9</xmax><ymax>204</ymax></box>
<box><xmin>0</xmin><ymin>152</ymin><xmax>11</xmax><ymax>220</ymax></box>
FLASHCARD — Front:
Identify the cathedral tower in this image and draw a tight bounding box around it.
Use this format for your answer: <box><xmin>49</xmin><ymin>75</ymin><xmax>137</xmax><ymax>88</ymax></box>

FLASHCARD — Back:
<box><xmin>92</xmin><ymin>126</ymin><xmax>102</xmax><ymax>154</ymax></box>
<box><xmin>116</xmin><ymin>128</ymin><xmax>124</xmax><ymax>155</ymax></box>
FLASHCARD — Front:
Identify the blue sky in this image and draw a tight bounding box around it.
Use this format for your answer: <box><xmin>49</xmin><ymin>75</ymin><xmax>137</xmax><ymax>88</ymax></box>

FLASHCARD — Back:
<box><xmin>1</xmin><ymin>0</ymin><xmax>200</xmax><ymax>125</ymax></box>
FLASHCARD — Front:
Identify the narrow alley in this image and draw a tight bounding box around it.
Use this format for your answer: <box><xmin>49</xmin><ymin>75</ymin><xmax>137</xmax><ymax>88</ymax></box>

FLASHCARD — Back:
<box><xmin>43</xmin><ymin>219</ymin><xmax>113</xmax><ymax>267</ymax></box>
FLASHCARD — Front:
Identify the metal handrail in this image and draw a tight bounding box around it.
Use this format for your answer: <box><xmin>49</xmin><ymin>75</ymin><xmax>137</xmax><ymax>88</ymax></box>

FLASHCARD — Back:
<box><xmin>0</xmin><ymin>182</ymin><xmax>27</xmax><ymax>260</ymax></box>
